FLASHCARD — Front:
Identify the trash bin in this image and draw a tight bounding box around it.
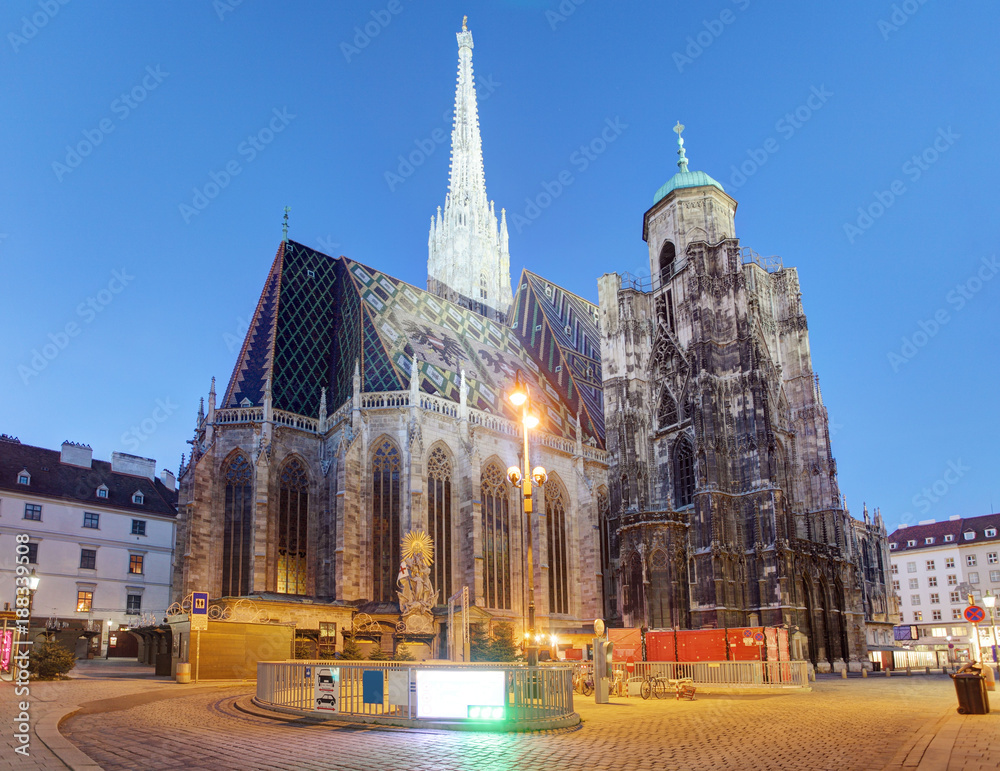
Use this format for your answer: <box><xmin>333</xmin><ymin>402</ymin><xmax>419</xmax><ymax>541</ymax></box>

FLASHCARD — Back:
<box><xmin>951</xmin><ymin>672</ymin><xmax>990</xmax><ymax>714</ymax></box>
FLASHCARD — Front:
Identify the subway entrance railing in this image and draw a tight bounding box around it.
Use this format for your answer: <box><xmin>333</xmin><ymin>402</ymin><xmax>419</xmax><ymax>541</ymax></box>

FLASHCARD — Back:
<box><xmin>256</xmin><ymin>660</ymin><xmax>579</xmax><ymax>731</ymax></box>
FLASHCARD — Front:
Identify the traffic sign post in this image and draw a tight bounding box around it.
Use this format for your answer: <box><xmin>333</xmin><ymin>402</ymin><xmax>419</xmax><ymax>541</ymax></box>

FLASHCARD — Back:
<box><xmin>965</xmin><ymin>605</ymin><xmax>985</xmax><ymax>625</ymax></box>
<box><xmin>191</xmin><ymin>592</ymin><xmax>209</xmax><ymax>683</ymax></box>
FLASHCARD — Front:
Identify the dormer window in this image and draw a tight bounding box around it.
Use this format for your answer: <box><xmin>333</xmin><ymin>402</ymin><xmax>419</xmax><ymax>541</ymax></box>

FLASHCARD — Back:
<box><xmin>240</xmin><ymin>398</ymin><xmax>252</xmax><ymax>408</ymax></box>
<box><xmin>17</xmin><ymin>469</ymin><xmax>30</xmax><ymax>485</ymax></box>
<box><xmin>907</xmin><ymin>540</ymin><xmax>916</xmax><ymax>547</ymax></box>
<box><xmin>96</xmin><ymin>485</ymin><xmax>109</xmax><ymax>499</ymax></box>
<box><xmin>986</xmin><ymin>528</ymin><xmax>997</xmax><ymax>538</ymax></box>
<box><xmin>132</xmin><ymin>491</ymin><xmax>144</xmax><ymax>505</ymax></box>
<box><xmin>964</xmin><ymin>530</ymin><xmax>976</xmax><ymax>541</ymax></box>
<box><xmin>944</xmin><ymin>534</ymin><xmax>954</xmax><ymax>542</ymax></box>
<box><xmin>925</xmin><ymin>537</ymin><xmax>934</xmax><ymax>545</ymax></box>
<box><xmin>889</xmin><ymin>543</ymin><xmax>897</xmax><ymax>550</ymax></box>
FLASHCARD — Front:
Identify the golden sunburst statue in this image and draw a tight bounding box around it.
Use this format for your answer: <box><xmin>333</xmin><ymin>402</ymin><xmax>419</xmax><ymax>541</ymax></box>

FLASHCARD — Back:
<box><xmin>402</xmin><ymin>530</ymin><xmax>434</xmax><ymax>565</ymax></box>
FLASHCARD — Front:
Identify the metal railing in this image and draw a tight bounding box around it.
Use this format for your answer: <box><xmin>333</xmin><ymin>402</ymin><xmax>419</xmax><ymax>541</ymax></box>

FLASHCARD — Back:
<box><xmin>608</xmin><ymin>660</ymin><xmax>809</xmax><ymax>688</ymax></box>
<box><xmin>256</xmin><ymin>661</ymin><xmax>576</xmax><ymax>726</ymax></box>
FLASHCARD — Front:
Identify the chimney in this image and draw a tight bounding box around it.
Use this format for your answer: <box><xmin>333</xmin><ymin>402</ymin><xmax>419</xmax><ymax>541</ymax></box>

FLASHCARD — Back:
<box><xmin>60</xmin><ymin>441</ymin><xmax>93</xmax><ymax>468</ymax></box>
<box><xmin>111</xmin><ymin>451</ymin><xmax>156</xmax><ymax>480</ymax></box>
<box><xmin>160</xmin><ymin>468</ymin><xmax>177</xmax><ymax>491</ymax></box>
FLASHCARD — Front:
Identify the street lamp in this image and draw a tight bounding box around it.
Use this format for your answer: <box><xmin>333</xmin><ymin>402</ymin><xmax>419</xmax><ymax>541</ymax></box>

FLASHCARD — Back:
<box><xmin>983</xmin><ymin>592</ymin><xmax>998</xmax><ymax>667</ymax></box>
<box><xmin>26</xmin><ymin>568</ymin><xmax>39</xmax><ymax>621</ymax></box>
<box><xmin>506</xmin><ymin>370</ymin><xmax>547</xmax><ymax>667</ymax></box>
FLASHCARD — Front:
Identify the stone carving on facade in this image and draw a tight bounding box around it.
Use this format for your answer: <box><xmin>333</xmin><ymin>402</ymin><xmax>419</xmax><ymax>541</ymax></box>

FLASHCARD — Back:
<box><xmin>396</xmin><ymin>530</ymin><xmax>438</xmax><ymax>633</ymax></box>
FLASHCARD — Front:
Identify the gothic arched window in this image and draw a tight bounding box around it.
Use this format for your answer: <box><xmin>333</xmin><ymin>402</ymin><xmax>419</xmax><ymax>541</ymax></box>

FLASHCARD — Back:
<box><xmin>277</xmin><ymin>458</ymin><xmax>309</xmax><ymax>595</ymax></box>
<box><xmin>480</xmin><ymin>272</ymin><xmax>488</xmax><ymax>300</ymax></box>
<box><xmin>427</xmin><ymin>446</ymin><xmax>453</xmax><ymax>601</ymax></box>
<box><xmin>546</xmin><ymin>482</ymin><xmax>569</xmax><ymax>615</ymax></box>
<box><xmin>481</xmin><ymin>463</ymin><xmax>511</xmax><ymax>609</ymax></box>
<box><xmin>598</xmin><ymin>487</ymin><xmax>611</xmax><ymax>573</ymax></box>
<box><xmin>659</xmin><ymin>241</ymin><xmax>676</xmax><ymax>285</ymax></box>
<box><xmin>673</xmin><ymin>437</ymin><xmax>696</xmax><ymax>508</ymax></box>
<box><xmin>222</xmin><ymin>453</ymin><xmax>252</xmax><ymax>597</ymax></box>
<box><xmin>372</xmin><ymin>439</ymin><xmax>401</xmax><ymax>603</ymax></box>
<box><xmin>658</xmin><ymin>388</ymin><xmax>678</xmax><ymax>429</ymax></box>
<box><xmin>624</xmin><ymin>551</ymin><xmax>645</xmax><ymax>623</ymax></box>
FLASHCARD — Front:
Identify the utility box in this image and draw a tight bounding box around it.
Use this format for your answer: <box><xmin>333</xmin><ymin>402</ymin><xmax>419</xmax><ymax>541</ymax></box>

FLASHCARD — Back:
<box><xmin>952</xmin><ymin>672</ymin><xmax>990</xmax><ymax>714</ymax></box>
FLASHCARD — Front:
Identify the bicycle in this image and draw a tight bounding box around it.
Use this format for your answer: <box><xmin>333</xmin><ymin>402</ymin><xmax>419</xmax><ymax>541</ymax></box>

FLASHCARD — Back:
<box><xmin>640</xmin><ymin>672</ymin><xmax>669</xmax><ymax>700</ymax></box>
<box><xmin>572</xmin><ymin>666</ymin><xmax>594</xmax><ymax>696</ymax></box>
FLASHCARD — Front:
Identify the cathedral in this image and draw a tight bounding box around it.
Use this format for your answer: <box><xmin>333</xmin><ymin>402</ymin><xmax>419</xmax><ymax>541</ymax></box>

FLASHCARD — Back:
<box><xmin>172</xmin><ymin>22</ymin><xmax>892</xmax><ymax>670</ymax></box>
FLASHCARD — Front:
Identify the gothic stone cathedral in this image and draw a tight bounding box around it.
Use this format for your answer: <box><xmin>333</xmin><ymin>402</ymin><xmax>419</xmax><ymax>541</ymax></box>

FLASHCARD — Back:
<box><xmin>172</xmin><ymin>23</ymin><xmax>892</xmax><ymax>671</ymax></box>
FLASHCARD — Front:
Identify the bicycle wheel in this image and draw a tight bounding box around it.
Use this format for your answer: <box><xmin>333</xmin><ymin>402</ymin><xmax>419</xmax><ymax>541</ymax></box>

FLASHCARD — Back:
<box><xmin>653</xmin><ymin>679</ymin><xmax>668</xmax><ymax>699</ymax></box>
<box><xmin>640</xmin><ymin>679</ymin><xmax>651</xmax><ymax>700</ymax></box>
<box><xmin>583</xmin><ymin>679</ymin><xmax>594</xmax><ymax>696</ymax></box>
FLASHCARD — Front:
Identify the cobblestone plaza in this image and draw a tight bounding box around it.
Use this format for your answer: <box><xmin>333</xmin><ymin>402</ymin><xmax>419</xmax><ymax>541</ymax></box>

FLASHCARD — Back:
<box><xmin>3</xmin><ymin>660</ymin><xmax>998</xmax><ymax>770</ymax></box>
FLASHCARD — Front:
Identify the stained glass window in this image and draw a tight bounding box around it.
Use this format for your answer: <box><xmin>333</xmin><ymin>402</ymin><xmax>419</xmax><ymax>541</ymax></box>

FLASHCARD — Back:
<box><xmin>222</xmin><ymin>453</ymin><xmax>253</xmax><ymax>597</ymax></box>
<box><xmin>481</xmin><ymin>463</ymin><xmax>511</xmax><ymax>610</ymax></box>
<box><xmin>372</xmin><ymin>440</ymin><xmax>401</xmax><ymax>602</ymax></box>
<box><xmin>674</xmin><ymin>438</ymin><xmax>695</xmax><ymax>508</ymax></box>
<box><xmin>427</xmin><ymin>447</ymin><xmax>452</xmax><ymax>602</ymax></box>
<box><xmin>277</xmin><ymin>459</ymin><xmax>309</xmax><ymax>595</ymax></box>
<box><xmin>546</xmin><ymin>482</ymin><xmax>569</xmax><ymax>615</ymax></box>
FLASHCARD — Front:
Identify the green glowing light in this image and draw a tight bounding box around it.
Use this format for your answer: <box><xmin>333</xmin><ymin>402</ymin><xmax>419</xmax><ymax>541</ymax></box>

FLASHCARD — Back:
<box><xmin>469</xmin><ymin>706</ymin><xmax>481</xmax><ymax>718</ymax></box>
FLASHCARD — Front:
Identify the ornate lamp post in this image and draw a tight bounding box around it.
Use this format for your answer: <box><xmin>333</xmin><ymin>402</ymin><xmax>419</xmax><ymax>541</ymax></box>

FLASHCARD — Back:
<box><xmin>983</xmin><ymin>592</ymin><xmax>998</xmax><ymax>666</ymax></box>
<box><xmin>26</xmin><ymin>569</ymin><xmax>39</xmax><ymax>628</ymax></box>
<box><xmin>506</xmin><ymin>370</ymin><xmax>547</xmax><ymax>666</ymax></box>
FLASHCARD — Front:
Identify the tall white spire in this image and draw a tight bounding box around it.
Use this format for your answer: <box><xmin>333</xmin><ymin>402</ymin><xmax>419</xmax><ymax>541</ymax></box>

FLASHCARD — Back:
<box><xmin>427</xmin><ymin>19</ymin><xmax>512</xmax><ymax>321</ymax></box>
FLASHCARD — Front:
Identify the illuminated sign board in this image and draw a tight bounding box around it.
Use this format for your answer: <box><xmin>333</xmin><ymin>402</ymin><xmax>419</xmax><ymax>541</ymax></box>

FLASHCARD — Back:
<box><xmin>415</xmin><ymin>669</ymin><xmax>505</xmax><ymax>720</ymax></box>
<box><xmin>0</xmin><ymin>630</ymin><xmax>13</xmax><ymax>673</ymax></box>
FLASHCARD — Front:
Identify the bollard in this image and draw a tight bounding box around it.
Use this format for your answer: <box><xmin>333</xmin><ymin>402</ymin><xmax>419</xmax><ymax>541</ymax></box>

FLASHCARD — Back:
<box><xmin>841</xmin><ymin>669</ymin><xmax>848</xmax><ymax>679</ymax></box>
<box><xmin>861</xmin><ymin>669</ymin><xmax>868</xmax><ymax>678</ymax></box>
<box><xmin>906</xmin><ymin>666</ymin><xmax>912</xmax><ymax>676</ymax></box>
<box><xmin>925</xmin><ymin>666</ymin><xmax>931</xmax><ymax>675</ymax></box>
<box><xmin>885</xmin><ymin>668</ymin><xmax>891</xmax><ymax>677</ymax></box>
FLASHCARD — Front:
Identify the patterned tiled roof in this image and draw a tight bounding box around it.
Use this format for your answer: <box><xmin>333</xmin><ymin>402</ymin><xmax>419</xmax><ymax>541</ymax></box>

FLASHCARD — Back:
<box><xmin>222</xmin><ymin>240</ymin><xmax>606</xmax><ymax>445</ymax></box>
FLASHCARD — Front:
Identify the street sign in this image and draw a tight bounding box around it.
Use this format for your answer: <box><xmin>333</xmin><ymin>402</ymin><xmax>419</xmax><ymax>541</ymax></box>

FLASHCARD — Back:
<box><xmin>626</xmin><ymin>657</ymin><xmax>635</xmax><ymax>673</ymax></box>
<box><xmin>191</xmin><ymin>591</ymin><xmax>209</xmax><ymax>631</ymax></box>
<box><xmin>964</xmin><ymin>605</ymin><xmax>986</xmax><ymax>624</ymax></box>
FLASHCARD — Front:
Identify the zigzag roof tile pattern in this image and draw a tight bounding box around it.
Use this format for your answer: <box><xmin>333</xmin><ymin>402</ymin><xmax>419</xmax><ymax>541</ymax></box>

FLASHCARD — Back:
<box><xmin>222</xmin><ymin>240</ymin><xmax>605</xmax><ymax>445</ymax></box>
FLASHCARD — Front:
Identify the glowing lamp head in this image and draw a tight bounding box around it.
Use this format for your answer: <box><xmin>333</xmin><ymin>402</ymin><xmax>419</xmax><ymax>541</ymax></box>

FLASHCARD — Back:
<box><xmin>27</xmin><ymin>569</ymin><xmax>40</xmax><ymax>592</ymax></box>
<box><xmin>509</xmin><ymin>390</ymin><xmax>527</xmax><ymax>407</ymax></box>
<box><xmin>985</xmin><ymin>593</ymin><xmax>996</xmax><ymax>609</ymax></box>
<box><xmin>531</xmin><ymin>467</ymin><xmax>548</xmax><ymax>486</ymax></box>
<box><xmin>523</xmin><ymin>414</ymin><xmax>539</xmax><ymax>429</ymax></box>
<box><xmin>506</xmin><ymin>466</ymin><xmax>522</xmax><ymax>486</ymax></box>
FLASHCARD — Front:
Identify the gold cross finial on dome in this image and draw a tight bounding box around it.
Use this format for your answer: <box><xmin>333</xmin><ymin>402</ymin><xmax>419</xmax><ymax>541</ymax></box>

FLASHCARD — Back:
<box><xmin>462</xmin><ymin>15</ymin><xmax>467</xmax><ymax>32</ymax></box>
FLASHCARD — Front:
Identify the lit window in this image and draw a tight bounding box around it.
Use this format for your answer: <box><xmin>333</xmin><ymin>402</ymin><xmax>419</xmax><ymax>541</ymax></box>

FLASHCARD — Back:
<box><xmin>928</xmin><ymin>576</ymin><xmax>938</xmax><ymax>587</ymax></box>
<box><xmin>907</xmin><ymin>562</ymin><xmax>917</xmax><ymax>573</ymax></box>
<box><xmin>967</xmin><ymin>555</ymin><xmax>977</xmax><ymax>567</ymax></box>
<box><xmin>930</xmin><ymin>593</ymin><xmax>939</xmax><ymax>604</ymax></box>
<box><xmin>97</xmin><ymin>485</ymin><xmax>108</xmax><ymax>498</ymax></box>
<box><xmin>914</xmin><ymin>611</ymin><xmax>923</xmax><ymax>622</ymax></box>
<box><xmin>80</xmin><ymin>549</ymin><xmax>97</xmax><ymax>570</ymax></box>
<box><xmin>126</xmin><ymin>594</ymin><xmax>142</xmax><ymax>614</ymax></box>
<box><xmin>23</xmin><ymin>504</ymin><xmax>41</xmax><ymax>521</ymax></box>
<box><xmin>76</xmin><ymin>591</ymin><xmax>93</xmax><ymax>612</ymax></box>
<box><xmin>911</xmin><ymin>594</ymin><xmax>921</xmax><ymax>605</ymax></box>
<box><xmin>926</xmin><ymin>560</ymin><xmax>935</xmax><ymax>570</ymax></box>
<box><xmin>969</xmin><ymin>572</ymin><xmax>980</xmax><ymax>584</ymax></box>
<box><xmin>83</xmin><ymin>512</ymin><xmax>100</xmax><ymax>529</ymax></box>
<box><xmin>128</xmin><ymin>555</ymin><xmax>144</xmax><ymax>575</ymax></box>
<box><xmin>132</xmin><ymin>491</ymin><xmax>144</xmax><ymax>505</ymax></box>
<box><xmin>952</xmin><ymin>626</ymin><xmax>968</xmax><ymax>636</ymax></box>
<box><xmin>988</xmin><ymin>552</ymin><xmax>998</xmax><ymax>564</ymax></box>
<box><xmin>948</xmin><ymin>575</ymin><xmax>958</xmax><ymax>585</ymax></box>
<box><xmin>946</xmin><ymin>558</ymin><xmax>955</xmax><ymax>569</ymax></box>
<box><xmin>952</xmin><ymin>608</ymin><xmax>963</xmax><ymax>620</ymax></box>
<box><xmin>131</xmin><ymin>520</ymin><xmax>146</xmax><ymax>536</ymax></box>
<box><xmin>930</xmin><ymin>627</ymin><xmax>946</xmax><ymax>637</ymax></box>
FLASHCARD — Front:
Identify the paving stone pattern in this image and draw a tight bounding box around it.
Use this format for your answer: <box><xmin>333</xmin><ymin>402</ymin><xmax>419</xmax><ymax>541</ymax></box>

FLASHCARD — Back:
<box><xmin>57</xmin><ymin>676</ymin><xmax>1000</xmax><ymax>771</ymax></box>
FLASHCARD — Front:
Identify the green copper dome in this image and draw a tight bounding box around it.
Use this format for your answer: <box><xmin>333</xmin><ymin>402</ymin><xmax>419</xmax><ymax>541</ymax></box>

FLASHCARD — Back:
<box><xmin>654</xmin><ymin>121</ymin><xmax>724</xmax><ymax>204</ymax></box>
<box><xmin>653</xmin><ymin>170</ymin><xmax>724</xmax><ymax>204</ymax></box>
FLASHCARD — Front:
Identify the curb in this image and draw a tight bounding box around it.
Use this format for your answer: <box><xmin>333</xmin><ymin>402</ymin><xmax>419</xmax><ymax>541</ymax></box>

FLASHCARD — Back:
<box><xmin>35</xmin><ymin>707</ymin><xmax>101</xmax><ymax>771</ymax></box>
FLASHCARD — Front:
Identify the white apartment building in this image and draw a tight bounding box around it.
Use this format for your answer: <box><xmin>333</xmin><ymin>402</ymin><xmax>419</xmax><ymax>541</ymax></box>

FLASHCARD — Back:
<box><xmin>888</xmin><ymin>513</ymin><xmax>1000</xmax><ymax>665</ymax></box>
<box><xmin>0</xmin><ymin>435</ymin><xmax>177</xmax><ymax>657</ymax></box>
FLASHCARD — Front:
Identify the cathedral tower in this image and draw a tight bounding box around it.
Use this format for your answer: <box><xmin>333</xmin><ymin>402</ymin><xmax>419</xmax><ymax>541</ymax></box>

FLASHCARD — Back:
<box><xmin>427</xmin><ymin>19</ymin><xmax>512</xmax><ymax>322</ymax></box>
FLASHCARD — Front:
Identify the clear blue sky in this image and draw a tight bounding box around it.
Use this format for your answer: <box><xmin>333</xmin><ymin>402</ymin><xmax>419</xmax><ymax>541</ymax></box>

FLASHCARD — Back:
<box><xmin>1</xmin><ymin>1</ymin><xmax>997</xmax><ymax>533</ymax></box>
